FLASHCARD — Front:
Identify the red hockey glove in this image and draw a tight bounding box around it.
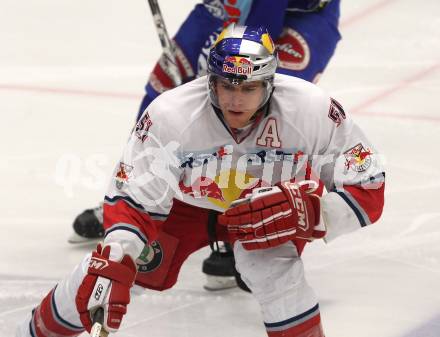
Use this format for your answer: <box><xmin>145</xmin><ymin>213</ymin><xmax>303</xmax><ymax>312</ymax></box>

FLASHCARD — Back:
<box><xmin>219</xmin><ymin>181</ymin><xmax>326</xmax><ymax>250</ymax></box>
<box><xmin>75</xmin><ymin>243</ymin><xmax>137</xmax><ymax>333</ymax></box>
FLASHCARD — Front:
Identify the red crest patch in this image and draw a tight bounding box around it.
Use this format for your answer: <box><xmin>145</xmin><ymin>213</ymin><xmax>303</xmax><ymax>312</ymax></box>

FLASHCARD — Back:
<box><xmin>275</xmin><ymin>28</ymin><xmax>310</xmax><ymax>71</ymax></box>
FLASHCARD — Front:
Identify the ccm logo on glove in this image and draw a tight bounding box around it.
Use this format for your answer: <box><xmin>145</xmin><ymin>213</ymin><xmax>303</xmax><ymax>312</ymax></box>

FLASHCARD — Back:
<box><xmin>94</xmin><ymin>283</ymin><xmax>104</xmax><ymax>301</ymax></box>
<box><xmin>89</xmin><ymin>257</ymin><xmax>109</xmax><ymax>270</ymax></box>
<box><xmin>281</xmin><ymin>181</ymin><xmax>310</xmax><ymax>232</ymax></box>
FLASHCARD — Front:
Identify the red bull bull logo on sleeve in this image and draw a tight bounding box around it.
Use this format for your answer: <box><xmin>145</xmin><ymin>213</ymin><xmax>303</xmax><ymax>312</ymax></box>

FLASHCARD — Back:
<box><xmin>222</xmin><ymin>56</ymin><xmax>253</xmax><ymax>76</ymax></box>
<box><xmin>115</xmin><ymin>162</ymin><xmax>134</xmax><ymax>189</ymax></box>
<box><xmin>344</xmin><ymin>143</ymin><xmax>372</xmax><ymax>172</ymax></box>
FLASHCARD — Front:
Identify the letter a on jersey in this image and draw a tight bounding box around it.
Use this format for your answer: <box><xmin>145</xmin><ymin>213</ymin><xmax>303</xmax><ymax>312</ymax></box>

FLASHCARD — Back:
<box><xmin>256</xmin><ymin>118</ymin><xmax>281</xmax><ymax>148</ymax></box>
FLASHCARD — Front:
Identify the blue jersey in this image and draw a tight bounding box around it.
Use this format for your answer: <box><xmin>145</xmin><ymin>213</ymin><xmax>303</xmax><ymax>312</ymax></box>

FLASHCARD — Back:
<box><xmin>138</xmin><ymin>0</ymin><xmax>341</xmax><ymax>119</ymax></box>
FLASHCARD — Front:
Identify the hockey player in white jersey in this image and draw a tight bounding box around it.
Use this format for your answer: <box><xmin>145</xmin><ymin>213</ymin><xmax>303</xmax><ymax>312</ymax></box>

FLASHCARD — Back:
<box><xmin>17</xmin><ymin>24</ymin><xmax>385</xmax><ymax>337</ymax></box>
<box><xmin>69</xmin><ymin>0</ymin><xmax>343</xmax><ymax>293</ymax></box>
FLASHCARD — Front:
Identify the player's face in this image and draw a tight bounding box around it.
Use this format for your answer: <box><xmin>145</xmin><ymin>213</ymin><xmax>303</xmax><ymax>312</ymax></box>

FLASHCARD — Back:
<box><xmin>215</xmin><ymin>78</ymin><xmax>265</xmax><ymax>129</ymax></box>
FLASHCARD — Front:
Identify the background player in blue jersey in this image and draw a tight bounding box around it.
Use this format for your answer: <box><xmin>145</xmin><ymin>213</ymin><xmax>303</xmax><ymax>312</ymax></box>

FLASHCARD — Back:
<box><xmin>70</xmin><ymin>0</ymin><xmax>341</xmax><ymax>291</ymax></box>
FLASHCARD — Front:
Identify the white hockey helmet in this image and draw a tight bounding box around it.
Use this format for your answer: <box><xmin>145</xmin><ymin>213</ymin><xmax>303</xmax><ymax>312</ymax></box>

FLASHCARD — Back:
<box><xmin>207</xmin><ymin>23</ymin><xmax>278</xmax><ymax>109</ymax></box>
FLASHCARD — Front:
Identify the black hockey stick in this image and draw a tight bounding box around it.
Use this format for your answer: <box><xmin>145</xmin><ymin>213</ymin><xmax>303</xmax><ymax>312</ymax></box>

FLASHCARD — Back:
<box><xmin>146</xmin><ymin>0</ymin><xmax>182</xmax><ymax>86</ymax></box>
<box><xmin>90</xmin><ymin>308</ymin><xmax>109</xmax><ymax>337</ymax></box>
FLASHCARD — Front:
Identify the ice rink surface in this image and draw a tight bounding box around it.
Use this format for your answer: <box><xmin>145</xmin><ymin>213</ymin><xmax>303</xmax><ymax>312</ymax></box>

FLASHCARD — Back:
<box><xmin>1</xmin><ymin>0</ymin><xmax>440</xmax><ymax>336</ymax></box>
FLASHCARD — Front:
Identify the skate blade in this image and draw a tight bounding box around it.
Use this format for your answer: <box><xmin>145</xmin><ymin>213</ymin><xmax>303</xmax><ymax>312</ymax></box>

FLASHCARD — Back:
<box><xmin>67</xmin><ymin>232</ymin><xmax>100</xmax><ymax>244</ymax></box>
<box><xmin>203</xmin><ymin>275</ymin><xmax>237</xmax><ymax>291</ymax></box>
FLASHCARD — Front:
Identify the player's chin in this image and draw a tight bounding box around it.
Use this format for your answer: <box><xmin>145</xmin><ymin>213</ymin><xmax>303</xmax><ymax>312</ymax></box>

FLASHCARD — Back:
<box><xmin>226</xmin><ymin>116</ymin><xmax>248</xmax><ymax>128</ymax></box>
<box><xmin>225</xmin><ymin>111</ymin><xmax>252</xmax><ymax>126</ymax></box>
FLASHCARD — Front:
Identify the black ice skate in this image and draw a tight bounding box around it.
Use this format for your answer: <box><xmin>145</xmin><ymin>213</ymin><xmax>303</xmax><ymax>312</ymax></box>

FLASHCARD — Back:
<box><xmin>202</xmin><ymin>242</ymin><xmax>250</xmax><ymax>292</ymax></box>
<box><xmin>202</xmin><ymin>242</ymin><xmax>237</xmax><ymax>291</ymax></box>
<box><xmin>68</xmin><ymin>204</ymin><xmax>104</xmax><ymax>243</ymax></box>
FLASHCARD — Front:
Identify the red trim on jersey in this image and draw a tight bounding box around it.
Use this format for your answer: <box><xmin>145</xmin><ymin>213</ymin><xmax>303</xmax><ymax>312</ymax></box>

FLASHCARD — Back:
<box><xmin>103</xmin><ymin>199</ymin><xmax>160</xmax><ymax>243</ymax></box>
<box><xmin>344</xmin><ymin>182</ymin><xmax>385</xmax><ymax>224</ymax></box>
<box><xmin>32</xmin><ymin>309</ymin><xmax>46</xmax><ymax>337</ymax></box>
<box><xmin>33</xmin><ymin>289</ymin><xmax>83</xmax><ymax>336</ymax></box>
<box><xmin>267</xmin><ymin>314</ymin><xmax>324</xmax><ymax>337</ymax></box>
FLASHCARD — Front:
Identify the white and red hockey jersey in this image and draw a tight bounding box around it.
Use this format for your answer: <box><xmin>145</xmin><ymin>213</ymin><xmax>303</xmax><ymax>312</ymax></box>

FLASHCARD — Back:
<box><xmin>104</xmin><ymin>74</ymin><xmax>385</xmax><ymax>250</ymax></box>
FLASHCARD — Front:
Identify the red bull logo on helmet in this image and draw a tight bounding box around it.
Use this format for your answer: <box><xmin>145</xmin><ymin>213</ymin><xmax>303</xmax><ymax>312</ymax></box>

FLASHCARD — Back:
<box><xmin>223</xmin><ymin>56</ymin><xmax>253</xmax><ymax>76</ymax></box>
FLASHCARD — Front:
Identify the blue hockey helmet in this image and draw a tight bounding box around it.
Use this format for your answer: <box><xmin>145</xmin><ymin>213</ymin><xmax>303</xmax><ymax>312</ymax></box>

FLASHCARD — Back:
<box><xmin>207</xmin><ymin>24</ymin><xmax>278</xmax><ymax>108</ymax></box>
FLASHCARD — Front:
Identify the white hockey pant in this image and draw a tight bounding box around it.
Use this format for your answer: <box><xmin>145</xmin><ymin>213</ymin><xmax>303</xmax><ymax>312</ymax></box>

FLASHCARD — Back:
<box><xmin>234</xmin><ymin>241</ymin><xmax>325</xmax><ymax>337</ymax></box>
